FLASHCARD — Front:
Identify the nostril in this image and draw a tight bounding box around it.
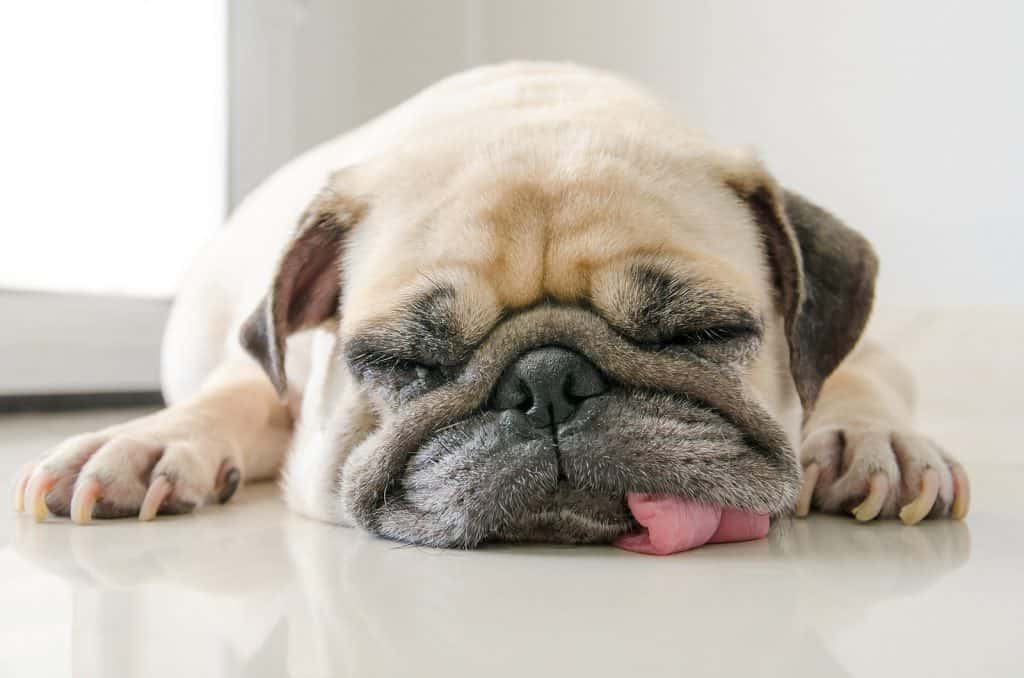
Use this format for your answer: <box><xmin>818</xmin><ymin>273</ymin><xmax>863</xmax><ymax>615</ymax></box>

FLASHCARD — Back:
<box><xmin>566</xmin><ymin>368</ymin><xmax>606</xmax><ymax>401</ymax></box>
<box><xmin>490</xmin><ymin>373</ymin><xmax>532</xmax><ymax>412</ymax></box>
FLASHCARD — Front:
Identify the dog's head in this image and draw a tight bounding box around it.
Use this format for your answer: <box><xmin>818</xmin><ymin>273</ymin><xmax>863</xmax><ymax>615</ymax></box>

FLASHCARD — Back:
<box><xmin>241</xmin><ymin>131</ymin><xmax>877</xmax><ymax>548</ymax></box>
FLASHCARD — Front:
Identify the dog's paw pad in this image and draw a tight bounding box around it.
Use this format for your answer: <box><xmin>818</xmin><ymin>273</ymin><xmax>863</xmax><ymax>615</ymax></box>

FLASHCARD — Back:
<box><xmin>796</xmin><ymin>425</ymin><xmax>968</xmax><ymax>523</ymax></box>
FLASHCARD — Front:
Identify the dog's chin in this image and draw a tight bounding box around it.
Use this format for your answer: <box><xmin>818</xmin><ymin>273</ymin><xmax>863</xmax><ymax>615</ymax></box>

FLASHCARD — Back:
<box><xmin>486</xmin><ymin>489</ymin><xmax>637</xmax><ymax>545</ymax></box>
<box><xmin>363</xmin><ymin>389</ymin><xmax>797</xmax><ymax>549</ymax></box>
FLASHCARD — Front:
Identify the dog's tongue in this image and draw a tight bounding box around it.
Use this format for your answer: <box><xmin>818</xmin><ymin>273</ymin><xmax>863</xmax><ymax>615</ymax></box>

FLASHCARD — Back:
<box><xmin>613</xmin><ymin>493</ymin><xmax>769</xmax><ymax>555</ymax></box>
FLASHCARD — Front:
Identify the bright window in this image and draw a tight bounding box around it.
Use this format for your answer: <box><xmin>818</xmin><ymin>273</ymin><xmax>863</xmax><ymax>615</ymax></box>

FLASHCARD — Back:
<box><xmin>0</xmin><ymin>2</ymin><xmax>226</xmax><ymax>298</ymax></box>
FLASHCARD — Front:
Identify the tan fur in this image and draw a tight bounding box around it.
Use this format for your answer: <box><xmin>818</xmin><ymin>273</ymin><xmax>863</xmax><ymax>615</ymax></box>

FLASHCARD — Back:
<box><xmin>16</xmin><ymin>62</ymin><xmax>964</xmax><ymax>532</ymax></box>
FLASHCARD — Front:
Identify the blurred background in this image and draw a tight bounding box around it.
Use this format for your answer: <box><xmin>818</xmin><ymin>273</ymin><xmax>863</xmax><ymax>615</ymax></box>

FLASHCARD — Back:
<box><xmin>1</xmin><ymin>0</ymin><xmax>1021</xmax><ymax>402</ymax></box>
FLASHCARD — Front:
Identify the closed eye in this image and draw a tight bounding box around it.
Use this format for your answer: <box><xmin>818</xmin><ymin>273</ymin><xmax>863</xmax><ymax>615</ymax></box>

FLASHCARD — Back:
<box><xmin>347</xmin><ymin>349</ymin><xmax>434</xmax><ymax>374</ymax></box>
<box><xmin>632</xmin><ymin>323</ymin><xmax>762</xmax><ymax>364</ymax></box>
<box><xmin>344</xmin><ymin>344</ymin><xmax>467</xmax><ymax>393</ymax></box>
<box><xmin>666</xmin><ymin>324</ymin><xmax>760</xmax><ymax>346</ymax></box>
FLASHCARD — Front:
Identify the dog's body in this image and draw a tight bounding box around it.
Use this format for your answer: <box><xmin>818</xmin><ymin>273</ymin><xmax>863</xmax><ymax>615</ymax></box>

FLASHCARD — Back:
<box><xmin>16</xmin><ymin>63</ymin><xmax>967</xmax><ymax>547</ymax></box>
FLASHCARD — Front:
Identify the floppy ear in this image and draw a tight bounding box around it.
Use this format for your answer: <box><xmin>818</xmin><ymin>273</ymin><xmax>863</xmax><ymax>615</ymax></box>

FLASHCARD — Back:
<box><xmin>730</xmin><ymin>174</ymin><xmax>878</xmax><ymax>411</ymax></box>
<box><xmin>240</xmin><ymin>180</ymin><xmax>368</xmax><ymax>396</ymax></box>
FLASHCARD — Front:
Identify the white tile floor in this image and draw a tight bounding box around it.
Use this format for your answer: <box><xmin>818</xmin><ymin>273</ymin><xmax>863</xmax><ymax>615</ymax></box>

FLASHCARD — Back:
<box><xmin>2</xmin><ymin>406</ymin><xmax>1023</xmax><ymax>678</ymax></box>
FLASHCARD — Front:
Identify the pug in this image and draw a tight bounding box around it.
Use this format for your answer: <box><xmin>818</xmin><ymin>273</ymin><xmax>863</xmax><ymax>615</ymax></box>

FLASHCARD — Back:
<box><xmin>13</xmin><ymin>62</ymin><xmax>969</xmax><ymax>552</ymax></box>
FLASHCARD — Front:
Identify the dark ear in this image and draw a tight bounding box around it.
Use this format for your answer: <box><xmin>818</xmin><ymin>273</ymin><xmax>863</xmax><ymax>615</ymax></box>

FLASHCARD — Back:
<box><xmin>240</xmin><ymin>180</ymin><xmax>368</xmax><ymax>396</ymax></box>
<box><xmin>733</xmin><ymin>178</ymin><xmax>878</xmax><ymax>411</ymax></box>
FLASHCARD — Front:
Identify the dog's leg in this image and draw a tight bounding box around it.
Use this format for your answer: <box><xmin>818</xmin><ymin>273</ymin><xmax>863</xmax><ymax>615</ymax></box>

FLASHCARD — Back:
<box><xmin>13</xmin><ymin>359</ymin><xmax>292</xmax><ymax>523</ymax></box>
<box><xmin>795</xmin><ymin>340</ymin><xmax>969</xmax><ymax>524</ymax></box>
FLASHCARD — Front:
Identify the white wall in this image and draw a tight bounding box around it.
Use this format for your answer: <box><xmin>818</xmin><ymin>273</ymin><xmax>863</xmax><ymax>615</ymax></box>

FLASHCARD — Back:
<box><xmin>4</xmin><ymin>3</ymin><xmax>1015</xmax><ymax>304</ymax></box>
<box><xmin>235</xmin><ymin>0</ymin><xmax>1023</xmax><ymax>306</ymax></box>
<box><xmin>0</xmin><ymin>2</ymin><xmax>227</xmax><ymax>298</ymax></box>
<box><xmin>667</xmin><ymin>2</ymin><xmax>1024</xmax><ymax>307</ymax></box>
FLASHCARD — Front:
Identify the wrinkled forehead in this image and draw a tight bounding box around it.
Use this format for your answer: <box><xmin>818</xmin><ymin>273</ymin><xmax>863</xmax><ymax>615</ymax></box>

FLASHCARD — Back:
<box><xmin>340</xmin><ymin>161</ymin><xmax>771</xmax><ymax>339</ymax></box>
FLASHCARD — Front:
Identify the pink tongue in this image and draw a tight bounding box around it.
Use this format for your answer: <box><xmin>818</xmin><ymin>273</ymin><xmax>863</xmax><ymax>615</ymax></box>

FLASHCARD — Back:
<box><xmin>613</xmin><ymin>493</ymin><xmax>769</xmax><ymax>555</ymax></box>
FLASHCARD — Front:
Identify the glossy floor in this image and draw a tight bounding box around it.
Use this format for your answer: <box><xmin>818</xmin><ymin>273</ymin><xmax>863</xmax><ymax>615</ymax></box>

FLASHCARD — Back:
<box><xmin>2</xmin><ymin>408</ymin><xmax>1022</xmax><ymax>678</ymax></box>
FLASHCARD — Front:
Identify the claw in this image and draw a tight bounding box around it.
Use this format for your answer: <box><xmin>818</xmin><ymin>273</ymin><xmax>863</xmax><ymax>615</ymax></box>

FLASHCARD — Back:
<box><xmin>216</xmin><ymin>466</ymin><xmax>241</xmax><ymax>504</ymax></box>
<box><xmin>951</xmin><ymin>465</ymin><xmax>971</xmax><ymax>520</ymax></box>
<box><xmin>795</xmin><ymin>463</ymin><xmax>819</xmax><ymax>517</ymax></box>
<box><xmin>852</xmin><ymin>472</ymin><xmax>889</xmax><ymax>522</ymax></box>
<box><xmin>899</xmin><ymin>468</ymin><xmax>940</xmax><ymax>525</ymax></box>
<box><xmin>13</xmin><ymin>461</ymin><xmax>36</xmax><ymax>512</ymax></box>
<box><xmin>25</xmin><ymin>471</ymin><xmax>58</xmax><ymax>522</ymax></box>
<box><xmin>139</xmin><ymin>476</ymin><xmax>172</xmax><ymax>522</ymax></box>
<box><xmin>70</xmin><ymin>477</ymin><xmax>103</xmax><ymax>524</ymax></box>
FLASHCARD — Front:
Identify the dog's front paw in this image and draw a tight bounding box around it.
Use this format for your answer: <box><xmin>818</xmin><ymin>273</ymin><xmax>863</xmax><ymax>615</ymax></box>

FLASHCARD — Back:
<box><xmin>794</xmin><ymin>424</ymin><xmax>969</xmax><ymax>524</ymax></box>
<box><xmin>13</xmin><ymin>409</ymin><xmax>242</xmax><ymax>524</ymax></box>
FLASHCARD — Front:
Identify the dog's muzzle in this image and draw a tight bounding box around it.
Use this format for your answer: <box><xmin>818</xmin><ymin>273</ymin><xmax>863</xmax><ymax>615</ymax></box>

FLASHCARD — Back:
<box><xmin>342</xmin><ymin>307</ymin><xmax>800</xmax><ymax>551</ymax></box>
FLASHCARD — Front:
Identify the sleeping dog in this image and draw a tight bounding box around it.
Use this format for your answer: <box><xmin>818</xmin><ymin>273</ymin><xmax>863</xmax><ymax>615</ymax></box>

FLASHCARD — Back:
<box><xmin>14</xmin><ymin>63</ymin><xmax>968</xmax><ymax>553</ymax></box>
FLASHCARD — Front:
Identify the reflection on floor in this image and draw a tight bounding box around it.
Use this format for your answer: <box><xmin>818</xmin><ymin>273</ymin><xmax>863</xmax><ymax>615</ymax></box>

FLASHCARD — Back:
<box><xmin>1</xmin><ymin>408</ymin><xmax>1021</xmax><ymax>678</ymax></box>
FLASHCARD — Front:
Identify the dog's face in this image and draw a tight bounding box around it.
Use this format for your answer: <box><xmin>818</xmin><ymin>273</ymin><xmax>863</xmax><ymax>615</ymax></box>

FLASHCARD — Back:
<box><xmin>242</xmin><ymin>132</ymin><xmax>877</xmax><ymax>548</ymax></box>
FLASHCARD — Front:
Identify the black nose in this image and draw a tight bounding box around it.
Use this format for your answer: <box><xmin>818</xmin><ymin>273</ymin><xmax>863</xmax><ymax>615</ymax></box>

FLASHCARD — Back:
<box><xmin>490</xmin><ymin>347</ymin><xmax>607</xmax><ymax>427</ymax></box>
